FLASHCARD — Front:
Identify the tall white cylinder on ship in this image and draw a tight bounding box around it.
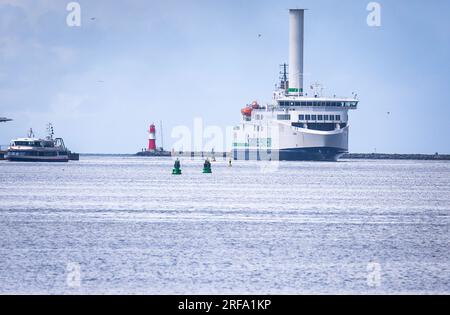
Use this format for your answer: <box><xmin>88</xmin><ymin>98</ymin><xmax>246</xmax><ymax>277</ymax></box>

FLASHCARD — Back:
<box><xmin>288</xmin><ymin>9</ymin><xmax>304</xmax><ymax>95</ymax></box>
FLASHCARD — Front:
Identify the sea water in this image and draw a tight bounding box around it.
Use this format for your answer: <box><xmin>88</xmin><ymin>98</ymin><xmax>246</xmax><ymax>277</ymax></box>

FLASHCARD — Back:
<box><xmin>0</xmin><ymin>156</ymin><xmax>449</xmax><ymax>294</ymax></box>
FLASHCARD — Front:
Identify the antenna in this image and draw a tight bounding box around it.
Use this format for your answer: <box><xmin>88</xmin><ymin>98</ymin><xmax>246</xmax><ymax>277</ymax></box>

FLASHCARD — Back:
<box><xmin>27</xmin><ymin>128</ymin><xmax>34</xmax><ymax>138</ymax></box>
<box><xmin>279</xmin><ymin>63</ymin><xmax>289</xmax><ymax>94</ymax></box>
<box><xmin>46</xmin><ymin>123</ymin><xmax>54</xmax><ymax>140</ymax></box>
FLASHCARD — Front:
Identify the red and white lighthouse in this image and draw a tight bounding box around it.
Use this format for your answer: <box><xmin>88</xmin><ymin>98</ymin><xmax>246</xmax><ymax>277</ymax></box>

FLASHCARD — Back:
<box><xmin>148</xmin><ymin>123</ymin><xmax>156</xmax><ymax>151</ymax></box>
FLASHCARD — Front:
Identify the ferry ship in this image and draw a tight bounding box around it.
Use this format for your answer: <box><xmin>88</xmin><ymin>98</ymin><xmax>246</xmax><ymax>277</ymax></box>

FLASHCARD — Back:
<box><xmin>5</xmin><ymin>125</ymin><xmax>70</xmax><ymax>162</ymax></box>
<box><xmin>232</xmin><ymin>9</ymin><xmax>358</xmax><ymax>161</ymax></box>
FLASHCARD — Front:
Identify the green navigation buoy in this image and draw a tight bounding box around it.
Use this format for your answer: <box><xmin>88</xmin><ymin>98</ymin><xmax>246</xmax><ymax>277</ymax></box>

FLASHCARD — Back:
<box><xmin>202</xmin><ymin>158</ymin><xmax>212</xmax><ymax>174</ymax></box>
<box><xmin>172</xmin><ymin>158</ymin><xmax>182</xmax><ymax>175</ymax></box>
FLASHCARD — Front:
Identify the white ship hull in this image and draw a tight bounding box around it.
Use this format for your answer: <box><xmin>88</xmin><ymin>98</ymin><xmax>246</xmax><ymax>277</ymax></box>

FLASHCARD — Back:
<box><xmin>233</xmin><ymin>117</ymin><xmax>350</xmax><ymax>161</ymax></box>
<box><xmin>6</xmin><ymin>155</ymin><xmax>69</xmax><ymax>162</ymax></box>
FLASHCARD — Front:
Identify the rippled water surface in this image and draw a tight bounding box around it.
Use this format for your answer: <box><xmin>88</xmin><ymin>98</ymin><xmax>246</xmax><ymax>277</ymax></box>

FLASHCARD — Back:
<box><xmin>0</xmin><ymin>156</ymin><xmax>449</xmax><ymax>294</ymax></box>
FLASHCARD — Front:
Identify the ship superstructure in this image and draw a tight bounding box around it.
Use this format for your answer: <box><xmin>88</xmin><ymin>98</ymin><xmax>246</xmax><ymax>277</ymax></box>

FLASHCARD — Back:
<box><xmin>5</xmin><ymin>124</ymin><xmax>70</xmax><ymax>162</ymax></box>
<box><xmin>232</xmin><ymin>9</ymin><xmax>358</xmax><ymax>161</ymax></box>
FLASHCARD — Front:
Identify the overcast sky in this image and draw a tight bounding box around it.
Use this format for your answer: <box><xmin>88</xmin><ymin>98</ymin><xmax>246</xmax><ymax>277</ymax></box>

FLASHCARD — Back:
<box><xmin>1</xmin><ymin>0</ymin><xmax>449</xmax><ymax>153</ymax></box>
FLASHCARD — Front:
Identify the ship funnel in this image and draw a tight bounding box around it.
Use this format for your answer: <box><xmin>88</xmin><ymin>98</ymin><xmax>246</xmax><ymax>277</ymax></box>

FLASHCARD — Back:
<box><xmin>288</xmin><ymin>9</ymin><xmax>305</xmax><ymax>95</ymax></box>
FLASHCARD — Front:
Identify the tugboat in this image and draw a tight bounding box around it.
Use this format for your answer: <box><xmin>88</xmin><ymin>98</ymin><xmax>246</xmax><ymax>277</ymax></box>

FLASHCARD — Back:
<box><xmin>5</xmin><ymin>124</ymin><xmax>71</xmax><ymax>162</ymax></box>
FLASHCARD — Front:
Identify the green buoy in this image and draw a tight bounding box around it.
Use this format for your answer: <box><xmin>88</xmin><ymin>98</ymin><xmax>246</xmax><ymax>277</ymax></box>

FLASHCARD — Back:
<box><xmin>172</xmin><ymin>158</ymin><xmax>182</xmax><ymax>175</ymax></box>
<box><xmin>202</xmin><ymin>159</ymin><xmax>212</xmax><ymax>174</ymax></box>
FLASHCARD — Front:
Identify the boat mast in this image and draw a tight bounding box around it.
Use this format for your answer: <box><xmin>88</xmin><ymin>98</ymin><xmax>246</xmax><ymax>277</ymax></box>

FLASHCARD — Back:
<box><xmin>279</xmin><ymin>63</ymin><xmax>289</xmax><ymax>95</ymax></box>
<box><xmin>46</xmin><ymin>123</ymin><xmax>54</xmax><ymax>140</ymax></box>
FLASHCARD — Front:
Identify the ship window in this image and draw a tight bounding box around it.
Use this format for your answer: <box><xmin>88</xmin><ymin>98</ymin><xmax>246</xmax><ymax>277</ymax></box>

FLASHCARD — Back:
<box><xmin>305</xmin><ymin>114</ymin><xmax>311</xmax><ymax>120</ymax></box>
<box><xmin>311</xmin><ymin>115</ymin><xmax>317</xmax><ymax>120</ymax></box>
<box><xmin>318</xmin><ymin>115</ymin><xmax>323</xmax><ymax>121</ymax></box>
<box><xmin>299</xmin><ymin>114</ymin><xmax>305</xmax><ymax>120</ymax></box>
<box><xmin>14</xmin><ymin>141</ymin><xmax>31</xmax><ymax>146</ymax></box>
<box><xmin>324</xmin><ymin>115</ymin><xmax>329</xmax><ymax>120</ymax></box>
<box><xmin>329</xmin><ymin>115</ymin><xmax>335</xmax><ymax>120</ymax></box>
<box><xmin>336</xmin><ymin>115</ymin><xmax>341</xmax><ymax>121</ymax></box>
<box><xmin>277</xmin><ymin>114</ymin><xmax>291</xmax><ymax>120</ymax></box>
<box><xmin>43</xmin><ymin>151</ymin><xmax>57</xmax><ymax>157</ymax></box>
<box><xmin>306</xmin><ymin>123</ymin><xmax>336</xmax><ymax>131</ymax></box>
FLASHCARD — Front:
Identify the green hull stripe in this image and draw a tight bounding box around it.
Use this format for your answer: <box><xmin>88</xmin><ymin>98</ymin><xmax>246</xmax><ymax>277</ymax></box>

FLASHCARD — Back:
<box><xmin>288</xmin><ymin>88</ymin><xmax>303</xmax><ymax>93</ymax></box>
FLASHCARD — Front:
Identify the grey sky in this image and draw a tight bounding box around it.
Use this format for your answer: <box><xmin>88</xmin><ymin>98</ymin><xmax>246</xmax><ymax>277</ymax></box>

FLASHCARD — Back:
<box><xmin>1</xmin><ymin>0</ymin><xmax>449</xmax><ymax>153</ymax></box>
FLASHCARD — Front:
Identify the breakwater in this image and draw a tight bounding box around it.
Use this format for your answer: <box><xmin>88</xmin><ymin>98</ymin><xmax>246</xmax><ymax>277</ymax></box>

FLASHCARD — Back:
<box><xmin>342</xmin><ymin>153</ymin><xmax>450</xmax><ymax>161</ymax></box>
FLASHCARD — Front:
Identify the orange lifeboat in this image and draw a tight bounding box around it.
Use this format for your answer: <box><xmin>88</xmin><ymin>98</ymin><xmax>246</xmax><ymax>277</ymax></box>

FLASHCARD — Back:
<box><xmin>241</xmin><ymin>106</ymin><xmax>253</xmax><ymax>117</ymax></box>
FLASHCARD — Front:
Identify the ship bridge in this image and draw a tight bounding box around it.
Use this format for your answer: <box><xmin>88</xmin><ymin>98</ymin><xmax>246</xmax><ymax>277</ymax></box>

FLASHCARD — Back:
<box><xmin>277</xmin><ymin>98</ymin><xmax>358</xmax><ymax>109</ymax></box>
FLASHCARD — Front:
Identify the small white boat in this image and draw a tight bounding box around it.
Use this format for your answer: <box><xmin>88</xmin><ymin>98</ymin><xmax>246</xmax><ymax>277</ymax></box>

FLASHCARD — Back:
<box><xmin>6</xmin><ymin>125</ymin><xmax>69</xmax><ymax>162</ymax></box>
